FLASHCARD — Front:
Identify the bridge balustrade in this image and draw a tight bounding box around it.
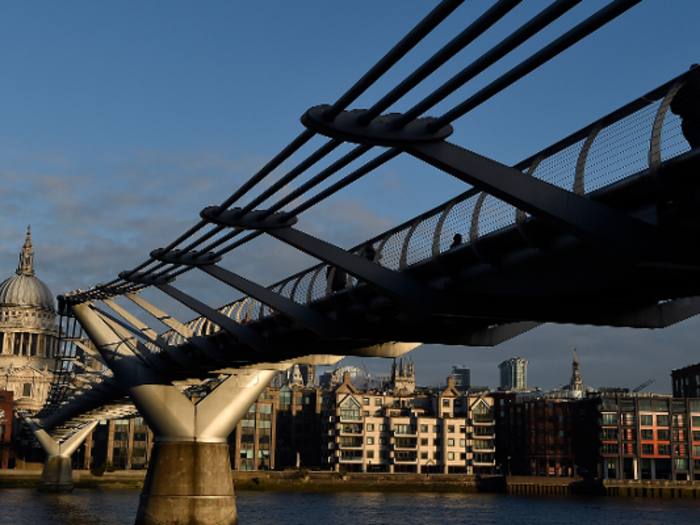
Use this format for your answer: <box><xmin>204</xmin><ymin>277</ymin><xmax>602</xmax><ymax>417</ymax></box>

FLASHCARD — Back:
<box><xmin>151</xmin><ymin>73</ymin><xmax>692</xmax><ymax>347</ymax></box>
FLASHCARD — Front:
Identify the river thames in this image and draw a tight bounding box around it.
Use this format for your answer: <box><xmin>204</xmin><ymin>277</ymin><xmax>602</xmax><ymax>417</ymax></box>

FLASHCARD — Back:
<box><xmin>1</xmin><ymin>490</ymin><xmax>700</xmax><ymax>524</ymax></box>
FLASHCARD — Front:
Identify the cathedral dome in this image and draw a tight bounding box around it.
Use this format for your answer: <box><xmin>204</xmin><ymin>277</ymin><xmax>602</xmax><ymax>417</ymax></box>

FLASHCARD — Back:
<box><xmin>0</xmin><ymin>228</ymin><xmax>55</xmax><ymax>312</ymax></box>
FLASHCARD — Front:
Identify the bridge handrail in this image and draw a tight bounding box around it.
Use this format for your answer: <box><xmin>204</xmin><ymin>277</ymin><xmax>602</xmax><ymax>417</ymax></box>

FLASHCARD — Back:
<box><xmin>156</xmin><ymin>66</ymin><xmax>697</xmax><ymax>344</ymax></box>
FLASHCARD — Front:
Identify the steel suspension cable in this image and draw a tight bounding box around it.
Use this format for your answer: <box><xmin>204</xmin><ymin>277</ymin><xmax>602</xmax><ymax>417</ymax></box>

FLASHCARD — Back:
<box><xmin>323</xmin><ymin>0</ymin><xmax>465</xmax><ymax>121</ymax></box>
<box><xmin>394</xmin><ymin>0</ymin><xmax>583</xmax><ymax>129</ymax></box>
<box><xmin>428</xmin><ymin>0</ymin><xmax>643</xmax><ymax>132</ymax></box>
<box><xmin>359</xmin><ymin>0</ymin><xmax>521</xmax><ymax>125</ymax></box>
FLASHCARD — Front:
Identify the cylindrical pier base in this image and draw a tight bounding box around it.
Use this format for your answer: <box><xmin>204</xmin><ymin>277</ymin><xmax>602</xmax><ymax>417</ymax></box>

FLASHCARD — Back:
<box><xmin>135</xmin><ymin>441</ymin><xmax>236</xmax><ymax>525</ymax></box>
<box><xmin>39</xmin><ymin>455</ymin><xmax>74</xmax><ymax>493</ymax></box>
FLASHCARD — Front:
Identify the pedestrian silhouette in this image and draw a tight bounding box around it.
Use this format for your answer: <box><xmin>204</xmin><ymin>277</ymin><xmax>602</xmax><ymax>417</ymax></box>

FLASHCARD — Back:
<box><xmin>326</xmin><ymin>266</ymin><xmax>347</xmax><ymax>292</ymax></box>
<box><xmin>449</xmin><ymin>233</ymin><xmax>463</xmax><ymax>249</ymax></box>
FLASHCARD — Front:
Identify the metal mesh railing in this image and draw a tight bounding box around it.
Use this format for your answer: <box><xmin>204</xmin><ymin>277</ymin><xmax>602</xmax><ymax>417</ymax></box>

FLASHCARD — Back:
<box><xmin>155</xmin><ymin>73</ymin><xmax>695</xmax><ymax>343</ymax></box>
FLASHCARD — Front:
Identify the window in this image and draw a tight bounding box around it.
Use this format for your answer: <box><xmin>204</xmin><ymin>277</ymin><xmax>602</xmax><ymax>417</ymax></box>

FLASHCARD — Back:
<box><xmin>340</xmin><ymin>398</ymin><xmax>361</xmax><ymax>421</ymax></box>
<box><xmin>433</xmin><ymin>439</ymin><xmax>439</xmax><ymax>446</ymax></box>
<box><xmin>460</xmin><ymin>439</ymin><xmax>466</xmax><ymax>447</ymax></box>
<box><xmin>657</xmin><ymin>429</ymin><xmax>670</xmax><ymax>441</ymax></box>
<box><xmin>443</xmin><ymin>399</ymin><xmax>450</xmax><ymax>407</ymax></box>
<box><xmin>22</xmin><ymin>383</ymin><xmax>32</xmax><ymax>397</ymax></box>
<box><xmin>657</xmin><ymin>415</ymin><xmax>669</xmax><ymax>427</ymax></box>
<box><xmin>367</xmin><ymin>424</ymin><xmax>374</xmax><ymax>432</ymax></box>
<box><xmin>367</xmin><ymin>450</ymin><xmax>374</xmax><ymax>459</ymax></box>
<box><xmin>367</xmin><ymin>437</ymin><xmax>374</xmax><ymax>445</ymax></box>
<box><xmin>602</xmin><ymin>413</ymin><xmax>617</xmax><ymax>425</ymax></box>
<box><xmin>693</xmin><ymin>431</ymin><xmax>700</xmax><ymax>440</ymax></box>
<box><xmin>421</xmin><ymin>438</ymin><xmax>428</xmax><ymax>446</ymax></box>
<box><xmin>447</xmin><ymin>452</ymin><xmax>455</xmax><ymax>460</ymax></box>
<box><xmin>434</xmin><ymin>452</ymin><xmax>441</xmax><ymax>460</ymax></box>
<box><xmin>602</xmin><ymin>443</ymin><xmax>618</xmax><ymax>454</ymax></box>
<box><xmin>658</xmin><ymin>444</ymin><xmax>671</xmax><ymax>455</ymax></box>
<box><xmin>642</xmin><ymin>444</ymin><xmax>654</xmax><ymax>455</ymax></box>
<box><xmin>421</xmin><ymin>452</ymin><xmax>428</xmax><ymax>459</ymax></box>
<box><xmin>641</xmin><ymin>429</ymin><xmax>654</xmax><ymax>440</ymax></box>
<box><xmin>694</xmin><ymin>445</ymin><xmax>700</xmax><ymax>456</ymax></box>
<box><xmin>447</xmin><ymin>425</ymin><xmax>455</xmax><ymax>433</ymax></box>
<box><xmin>379</xmin><ymin>437</ymin><xmax>387</xmax><ymax>445</ymax></box>
<box><xmin>692</xmin><ymin>416</ymin><xmax>700</xmax><ymax>427</ymax></box>
<box><xmin>640</xmin><ymin>414</ymin><xmax>653</xmax><ymax>426</ymax></box>
<box><xmin>602</xmin><ymin>428</ymin><xmax>618</xmax><ymax>440</ymax></box>
<box><xmin>363</xmin><ymin>398</ymin><xmax>369</xmax><ymax>406</ymax></box>
<box><xmin>380</xmin><ymin>424</ymin><xmax>387</xmax><ymax>432</ymax></box>
<box><xmin>420</xmin><ymin>425</ymin><xmax>428</xmax><ymax>432</ymax></box>
<box><xmin>395</xmin><ymin>424</ymin><xmax>416</xmax><ymax>435</ymax></box>
<box><xmin>433</xmin><ymin>426</ymin><xmax>440</xmax><ymax>433</ymax></box>
<box><xmin>448</xmin><ymin>439</ymin><xmax>454</xmax><ymax>446</ymax></box>
<box><xmin>364</xmin><ymin>411</ymin><xmax>369</xmax><ymax>416</ymax></box>
<box><xmin>259</xmin><ymin>404</ymin><xmax>272</xmax><ymax>414</ymax></box>
<box><xmin>375</xmin><ymin>398</ymin><xmax>382</xmax><ymax>406</ymax></box>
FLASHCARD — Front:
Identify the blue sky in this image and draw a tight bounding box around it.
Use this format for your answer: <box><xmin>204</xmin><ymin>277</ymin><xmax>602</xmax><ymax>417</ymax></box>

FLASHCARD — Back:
<box><xmin>0</xmin><ymin>1</ymin><xmax>699</xmax><ymax>393</ymax></box>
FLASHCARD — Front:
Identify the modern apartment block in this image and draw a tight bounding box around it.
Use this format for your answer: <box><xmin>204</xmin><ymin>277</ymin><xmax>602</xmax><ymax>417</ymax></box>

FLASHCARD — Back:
<box><xmin>69</xmin><ymin>417</ymin><xmax>154</xmax><ymax>471</ymax></box>
<box><xmin>672</xmin><ymin>362</ymin><xmax>700</xmax><ymax>398</ymax></box>
<box><xmin>228</xmin><ymin>384</ymin><xmax>323</xmax><ymax>471</ymax></box>
<box><xmin>493</xmin><ymin>392</ymin><xmax>597</xmax><ymax>477</ymax></box>
<box><xmin>499</xmin><ymin>357</ymin><xmax>528</xmax><ymax>390</ymax></box>
<box><xmin>322</xmin><ymin>373</ymin><xmax>496</xmax><ymax>474</ymax></box>
<box><xmin>595</xmin><ymin>393</ymin><xmax>700</xmax><ymax>481</ymax></box>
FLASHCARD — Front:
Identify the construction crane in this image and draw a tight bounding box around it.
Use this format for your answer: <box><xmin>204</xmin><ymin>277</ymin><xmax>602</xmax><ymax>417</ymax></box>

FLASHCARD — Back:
<box><xmin>632</xmin><ymin>379</ymin><xmax>655</xmax><ymax>393</ymax></box>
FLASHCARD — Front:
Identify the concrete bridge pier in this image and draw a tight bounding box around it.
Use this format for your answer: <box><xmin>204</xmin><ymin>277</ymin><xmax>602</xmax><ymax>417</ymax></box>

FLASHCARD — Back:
<box><xmin>70</xmin><ymin>303</ymin><xmax>278</xmax><ymax>525</ymax></box>
<box><xmin>131</xmin><ymin>370</ymin><xmax>276</xmax><ymax>525</ymax></box>
<box><xmin>23</xmin><ymin>418</ymin><xmax>99</xmax><ymax>493</ymax></box>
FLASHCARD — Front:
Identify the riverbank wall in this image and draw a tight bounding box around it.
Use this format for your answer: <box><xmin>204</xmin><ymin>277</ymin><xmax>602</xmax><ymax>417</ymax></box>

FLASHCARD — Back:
<box><xmin>2</xmin><ymin>469</ymin><xmax>700</xmax><ymax>498</ymax></box>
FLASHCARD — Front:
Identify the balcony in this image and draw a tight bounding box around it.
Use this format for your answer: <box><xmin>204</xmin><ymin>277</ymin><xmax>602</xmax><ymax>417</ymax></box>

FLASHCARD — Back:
<box><xmin>394</xmin><ymin>451</ymin><xmax>418</xmax><ymax>463</ymax></box>
<box><xmin>340</xmin><ymin>451</ymin><xmax>363</xmax><ymax>462</ymax></box>
<box><xmin>339</xmin><ymin>437</ymin><xmax>363</xmax><ymax>449</ymax></box>
<box><xmin>394</xmin><ymin>438</ymin><xmax>418</xmax><ymax>449</ymax></box>
<box><xmin>472</xmin><ymin>417</ymin><xmax>495</xmax><ymax>426</ymax></box>
<box><xmin>339</xmin><ymin>424</ymin><xmax>363</xmax><ymax>435</ymax></box>
<box><xmin>472</xmin><ymin>432</ymin><xmax>495</xmax><ymax>440</ymax></box>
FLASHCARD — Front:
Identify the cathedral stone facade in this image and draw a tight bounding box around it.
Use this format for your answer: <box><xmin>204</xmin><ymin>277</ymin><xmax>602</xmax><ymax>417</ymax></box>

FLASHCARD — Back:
<box><xmin>0</xmin><ymin>228</ymin><xmax>59</xmax><ymax>412</ymax></box>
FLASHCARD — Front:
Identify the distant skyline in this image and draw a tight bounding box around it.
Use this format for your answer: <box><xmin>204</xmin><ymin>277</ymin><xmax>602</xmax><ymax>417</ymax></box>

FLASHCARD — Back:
<box><xmin>1</xmin><ymin>1</ymin><xmax>699</xmax><ymax>393</ymax></box>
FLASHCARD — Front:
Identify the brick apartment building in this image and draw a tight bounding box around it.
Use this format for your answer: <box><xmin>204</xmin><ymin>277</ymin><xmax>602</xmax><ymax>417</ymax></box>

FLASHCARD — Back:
<box><xmin>0</xmin><ymin>390</ymin><xmax>13</xmax><ymax>468</ymax></box>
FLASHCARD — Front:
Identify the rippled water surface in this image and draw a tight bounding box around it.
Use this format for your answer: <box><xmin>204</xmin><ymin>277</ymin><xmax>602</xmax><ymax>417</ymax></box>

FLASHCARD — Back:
<box><xmin>2</xmin><ymin>489</ymin><xmax>700</xmax><ymax>525</ymax></box>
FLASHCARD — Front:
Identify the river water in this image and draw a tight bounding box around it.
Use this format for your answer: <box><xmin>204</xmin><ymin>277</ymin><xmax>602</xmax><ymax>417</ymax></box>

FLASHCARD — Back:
<box><xmin>1</xmin><ymin>489</ymin><xmax>699</xmax><ymax>525</ymax></box>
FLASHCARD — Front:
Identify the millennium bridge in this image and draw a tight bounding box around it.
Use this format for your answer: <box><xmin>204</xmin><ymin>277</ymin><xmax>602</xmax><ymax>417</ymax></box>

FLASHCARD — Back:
<box><xmin>18</xmin><ymin>0</ymin><xmax>700</xmax><ymax>523</ymax></box>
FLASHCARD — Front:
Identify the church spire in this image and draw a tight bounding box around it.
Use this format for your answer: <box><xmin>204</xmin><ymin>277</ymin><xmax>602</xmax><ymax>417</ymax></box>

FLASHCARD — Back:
<box><xmin>570</xmin><ymin>346</ymin><xmax>583</xmax><ymax>391</ymax></box>
<box><xmin>17</xmin><ymin>226</ymin><xmax>35</xmax><ymax>276</ymax></box>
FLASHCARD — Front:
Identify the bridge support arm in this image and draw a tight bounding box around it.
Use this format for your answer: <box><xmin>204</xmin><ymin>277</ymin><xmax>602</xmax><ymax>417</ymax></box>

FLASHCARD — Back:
<box><xmin>22</xmin><ymin>417</ymin><xmax>99</xmax><ymax>493</ymax></box>
<box><xmin>70</xmin><ymin>302</ymin><xmax>278</xmax><ymax>525</ymax></box>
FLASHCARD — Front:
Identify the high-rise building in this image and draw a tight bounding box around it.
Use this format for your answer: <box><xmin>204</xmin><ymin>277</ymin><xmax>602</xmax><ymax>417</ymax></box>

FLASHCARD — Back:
<box><xmin>499</xmin><ymin>357</ymin><xmax>528</xmax><ymax>390</ymax></box>
<box><xmin>451</xmin><ymin>366</ymin><xmax>471</xmax><ymax>391</ymax></box>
